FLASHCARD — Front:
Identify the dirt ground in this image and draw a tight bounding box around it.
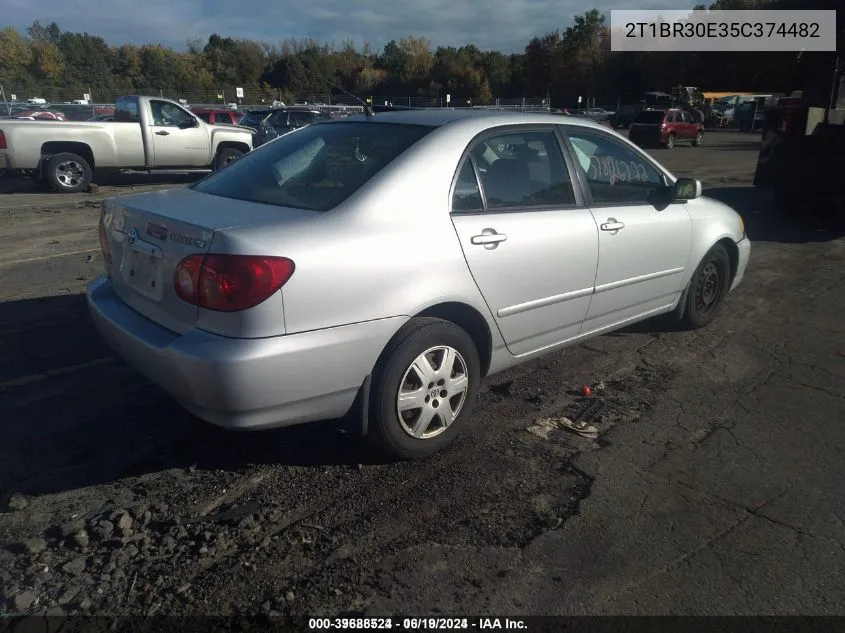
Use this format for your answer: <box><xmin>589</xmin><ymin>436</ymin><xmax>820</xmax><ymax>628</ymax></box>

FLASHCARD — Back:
<box><xmin>1</xmin><ymin>132</ymin><xmax>844</xmax><ymax>617</ymax></box>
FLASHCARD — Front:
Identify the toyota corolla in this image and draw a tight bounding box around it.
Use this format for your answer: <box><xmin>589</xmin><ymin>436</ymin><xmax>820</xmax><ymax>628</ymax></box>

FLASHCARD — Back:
<box><xmin>87</xmin><ymin>110</ymin><xmax>750</xmax><ymax>459</ymax></box>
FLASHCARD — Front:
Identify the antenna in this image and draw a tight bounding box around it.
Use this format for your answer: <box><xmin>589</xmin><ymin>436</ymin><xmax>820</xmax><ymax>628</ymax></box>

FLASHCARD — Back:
<box><xmin>290</xmin><ymin>57</ymin><xmax>374</xmax><ymax>118</ymax></box>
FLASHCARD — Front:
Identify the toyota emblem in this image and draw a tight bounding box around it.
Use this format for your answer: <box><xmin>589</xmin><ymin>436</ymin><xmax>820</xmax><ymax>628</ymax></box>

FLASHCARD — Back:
<box><xmin>127</xmin><ymin>228</ymin><xmax>138</xmax><ymax>247</ymax></box>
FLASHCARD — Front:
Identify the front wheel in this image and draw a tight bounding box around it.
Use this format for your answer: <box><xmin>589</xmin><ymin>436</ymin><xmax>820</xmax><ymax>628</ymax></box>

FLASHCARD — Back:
<box><xmin>665</xmin><ymin>133</ymin><xmax>675</xmax><ymax>149</ymax></box>
<box><xmin>368</xmin><ymin>318</ymin><xmax>481</xmax><ymax>460</ymax></box>
<box><xmin>213</xmin><ymin>147</ymin><xmax>244</xmax><ymax>171</ymax></box>
<box><xmin>679</xmin><ymin>244</ymin><xmax>732</xmax><ymax>329</ymax></box>
<box><xmin>45</xmin><ymin>152</ymin><xmax>92</xmax><ymax>193</ymax></box>
<box><xmin>693</xmin><ymin>131</ymin><xmax>703</xmax><ymax>146</ymax></box>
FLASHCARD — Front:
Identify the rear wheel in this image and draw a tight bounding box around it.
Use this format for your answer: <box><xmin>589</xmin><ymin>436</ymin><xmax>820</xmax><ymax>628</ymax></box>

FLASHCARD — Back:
<box><xmin>368</xmin><ymin>318</ymin><xmax>480</xmax><ymax>460</ymax></box>
<box><xmin>45</xmin><ymin>152</ymin><xmax>92</xmax><ymax>193</ymax></box>
<box><xmin>693</xmin><ymin>131</ymin><xmax>703</xmax><ymax>146</ymax></box>
<box><xmin>679</xmin><ymin>244</ymin><xmax>731</xmax><ymax>329</ymax></box>
<box><xmin>665</xmin><ymin>133</ymin><xmax>676</xmax><ymax>149</ymax></box>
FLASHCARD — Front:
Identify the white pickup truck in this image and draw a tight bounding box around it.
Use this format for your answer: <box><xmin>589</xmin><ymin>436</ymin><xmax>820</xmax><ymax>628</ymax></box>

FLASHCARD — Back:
<box><xmin>0</xmin><ymin>95</ymin><xmax>254</xmax><ymax>193</ymax></box>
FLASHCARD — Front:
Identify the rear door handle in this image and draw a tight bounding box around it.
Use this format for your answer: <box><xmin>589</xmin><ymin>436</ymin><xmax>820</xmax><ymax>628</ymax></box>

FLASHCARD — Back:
<box><xmin>600</xmin><ymin>220</ymin><xmax>625</xmax><ymax>232</ymax></box>
<box><xmin>155</xmin><ymin>130</ymin><xmax>169</xmax><ymax>136</ymax></box>
<box><xmin>471</xmin><ymin>229</ymin><xmax>508</xmax><ymax>249</ymax></box>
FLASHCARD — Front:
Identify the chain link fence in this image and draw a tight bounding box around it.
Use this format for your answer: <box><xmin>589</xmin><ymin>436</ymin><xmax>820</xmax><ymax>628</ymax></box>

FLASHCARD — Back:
<box><xmin>3</xmin><ymin>85</ymin><xmax>551</xmax><ymax>113</ymax></box>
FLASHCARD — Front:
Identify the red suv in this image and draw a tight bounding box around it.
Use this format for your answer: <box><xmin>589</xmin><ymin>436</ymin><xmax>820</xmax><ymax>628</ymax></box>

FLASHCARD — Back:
<box><xmin>628</xmin><ymin>108</ymin><xmax>704</xmax><ymax>149</ymax></box>
<box><xmin>191</xmin><ymin>108</ymin><xmax>240</xmax><ymax>125</ymax></box>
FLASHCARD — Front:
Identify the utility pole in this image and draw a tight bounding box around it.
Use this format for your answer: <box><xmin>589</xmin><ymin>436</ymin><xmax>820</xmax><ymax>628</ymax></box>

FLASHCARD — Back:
<box><xmin>825</xmin><ymin>55</ymin><xmax>841</xmax><ymax>125</ymax></box>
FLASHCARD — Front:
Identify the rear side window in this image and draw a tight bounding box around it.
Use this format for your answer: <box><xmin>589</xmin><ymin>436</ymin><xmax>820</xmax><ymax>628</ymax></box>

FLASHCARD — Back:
<box><xmin>195</xmin><ymin>112</ymin><xmax>212</xmax><ymax>123</ymax></box>
<box><xmin>114</xmin><ymin>97</ymin><xmax>140</xmax><ymax>123</ymax></box>
<box><xmin>470</xmin><ymin>129</ymin><xmax>575</xmax><ymax>209</ymax></box>
<box><xmin>452</xmin><ymin>160</ymin><xmax>484</xmax><ymax>212</ymax></box>
<box><xmin>240</xmin><ymin>111</ymin><xmax>268</xmax><ymax>127</ymax></box>
<box><xmin>633</xmin><ymin>110</ymin><xmax>666</xmax><ymax>124</ymax></box>
<box><xmin>192</xmin><ymin>122</ymin><xmax>434</xmax><ymax>212</ymax></box>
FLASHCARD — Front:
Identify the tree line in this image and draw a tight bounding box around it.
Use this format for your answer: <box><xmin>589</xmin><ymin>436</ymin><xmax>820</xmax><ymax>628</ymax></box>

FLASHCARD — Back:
<box><xmin>0</xmin><ymin>0</ymin><xmax>841</xmax><ymax>107</ymax></box>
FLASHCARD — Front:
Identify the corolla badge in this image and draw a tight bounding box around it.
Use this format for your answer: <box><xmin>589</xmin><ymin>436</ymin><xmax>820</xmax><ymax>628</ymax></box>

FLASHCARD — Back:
<box><xmin>127</xmin><ymin>228</ymin><xmax>139</xmax><ymax>247</ymax></box>
<box><xmin>170</xmin><ymin>233</ymin><xmax>207</xmax><ymax>249</ymax></box>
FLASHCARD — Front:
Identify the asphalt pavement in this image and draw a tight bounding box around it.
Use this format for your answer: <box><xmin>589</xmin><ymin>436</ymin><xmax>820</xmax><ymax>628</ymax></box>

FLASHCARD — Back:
<box><xmin>0</xmin><ymin>131</ymin><xmax>843</xmax><ymax>616</ymax></box>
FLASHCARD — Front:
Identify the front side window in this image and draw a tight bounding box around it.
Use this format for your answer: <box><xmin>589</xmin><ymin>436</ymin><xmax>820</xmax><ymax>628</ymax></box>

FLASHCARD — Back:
<box><xmin>151</xmin><ymin>101</ymin><xmax>193</xmax><ymax>127</ymax></box>
<box><xmin>192</xmin><ymin>122</ymin><xmax>434</xmax><ymax>212</ymax></box>
<box><xmin>469</xmin><ymin>129</ymin><xmax>575</xmax><ymax>209</ymax></box>
<box><xmin>566</xmin><ymin>129</ymin><xmax>664</xmax><ymax>205</ymax></box>
<box><xmin>195</xmin><ymin>111</ymin><xmax>212</xmax><ymax>123</ymax></box>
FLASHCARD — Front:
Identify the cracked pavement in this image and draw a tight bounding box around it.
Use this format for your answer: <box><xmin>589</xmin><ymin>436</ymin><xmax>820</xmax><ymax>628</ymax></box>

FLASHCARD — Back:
<box><xmin>1</xmin><ymin>132</ymin><xmax>844</xmax><ymax>616</ymax></box>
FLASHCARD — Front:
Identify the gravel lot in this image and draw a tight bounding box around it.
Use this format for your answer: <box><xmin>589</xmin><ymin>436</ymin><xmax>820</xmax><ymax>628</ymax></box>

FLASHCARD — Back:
<box><xmin>1</xmin><ymin>132</ymin><xmax>844</xmax><ymax>616</ymax></box>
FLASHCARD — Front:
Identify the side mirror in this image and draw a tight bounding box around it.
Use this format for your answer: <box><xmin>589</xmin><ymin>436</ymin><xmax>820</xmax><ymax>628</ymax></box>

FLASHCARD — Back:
<box><xmin>674</xmin><ymin>177</ymin><xmax>702</xmax><ymax>200</ymax></box>
<box><xmin>178</xmin><ymin>118</ymin><xmax>197</xmax><ymax>129</ymax></box>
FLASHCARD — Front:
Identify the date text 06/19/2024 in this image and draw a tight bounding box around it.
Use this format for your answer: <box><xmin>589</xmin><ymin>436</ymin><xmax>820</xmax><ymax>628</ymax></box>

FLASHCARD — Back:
<box><xmin>307</xmin><ymin>617</ymin><xmax>529</xmax><ymax>630</ymax></box>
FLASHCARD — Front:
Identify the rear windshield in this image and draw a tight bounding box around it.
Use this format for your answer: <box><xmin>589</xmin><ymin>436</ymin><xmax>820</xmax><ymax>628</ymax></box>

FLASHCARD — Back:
<box><xmin>239</xmin><ymin>111</ymin><xmax>269</xmax><ymax>127</ymax></box>
<box><xmin>633</xmin><ymin>110</ymin><xmax>666</xmax><ymax>124</ymax></box>
<box><xmin>192</xmin><ymin>122</ymin><xmax>434</xmax><ymax>212</ymax></box>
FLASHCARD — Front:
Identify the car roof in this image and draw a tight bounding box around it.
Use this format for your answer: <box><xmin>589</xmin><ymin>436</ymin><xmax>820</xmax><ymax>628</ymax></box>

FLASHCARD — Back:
<box><xmin>245</xmin><ymin>106</ymin><xmax>323</xmax><ymax>114</ymax></box>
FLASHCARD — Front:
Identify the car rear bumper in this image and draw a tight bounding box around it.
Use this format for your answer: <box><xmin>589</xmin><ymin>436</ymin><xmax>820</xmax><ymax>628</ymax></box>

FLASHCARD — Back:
<box><xmin>731</xmin><ymin>236</ymin><xmax>751</xmax><ymax>291</ymax></box>
<box><xmin>87</xmin><ymin>275</ymin><xmax>405</xmax><ymax>430</ymax></box>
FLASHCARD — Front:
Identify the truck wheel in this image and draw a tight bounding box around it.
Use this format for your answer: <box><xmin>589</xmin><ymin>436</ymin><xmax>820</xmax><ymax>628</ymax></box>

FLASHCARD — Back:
<box><xmin>214</xmin><ymin>148</ymin><xmax>243</xmax><ymax>171</ymax></box>
<box><xmin>45</xmin><ymin>153</ymin><xmax>92</xmax><ymax>193</ymax></box>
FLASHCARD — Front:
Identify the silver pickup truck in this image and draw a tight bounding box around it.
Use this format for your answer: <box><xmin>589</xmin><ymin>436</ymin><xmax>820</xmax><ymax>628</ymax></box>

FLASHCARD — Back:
<box><xmin>0</xmin><ymin>96</ymin><xmax>254</xmax><ymax>193</ymax></box>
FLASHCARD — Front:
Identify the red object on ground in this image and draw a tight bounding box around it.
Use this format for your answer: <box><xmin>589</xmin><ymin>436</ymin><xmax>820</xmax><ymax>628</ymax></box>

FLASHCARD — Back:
<box><xmin>582</xmin><ymin>385</ymin><xmax>592</xmax><ymax>396</ymax></box>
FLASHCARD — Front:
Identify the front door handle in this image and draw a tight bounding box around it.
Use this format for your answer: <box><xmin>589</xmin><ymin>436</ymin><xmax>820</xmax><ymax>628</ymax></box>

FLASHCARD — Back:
<box><xmin>600</xmin><ymin>219</ymin><xmax>625</xmax><ymax>232</ymax></box>
<box><xmin>155</xmin><ymin>130</ymin><xmax>170</xmax><ymax>136</ymax></box>
<box><xmin>470</xmin><ymin>229</ymin><xmax>508</xmax><ymax>249</ymax></box>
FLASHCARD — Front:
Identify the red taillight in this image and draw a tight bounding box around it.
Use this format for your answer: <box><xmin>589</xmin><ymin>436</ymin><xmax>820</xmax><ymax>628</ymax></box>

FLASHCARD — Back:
<box><xmin>174</xmin><ymin>254</ymin><xmax>295</xmax><ymax>312</ymax></box>
<box><xmin>0</xmin><ymin>130</ymin><xmax>6</xmax><ymax>150</ymax></box>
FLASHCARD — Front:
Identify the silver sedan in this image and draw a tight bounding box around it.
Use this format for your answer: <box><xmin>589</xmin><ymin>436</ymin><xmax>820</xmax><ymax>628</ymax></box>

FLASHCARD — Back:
<box><xmin>87</xmin><ymin>110</ymin><xmax>750</xmax><ymax>459</ymax></box>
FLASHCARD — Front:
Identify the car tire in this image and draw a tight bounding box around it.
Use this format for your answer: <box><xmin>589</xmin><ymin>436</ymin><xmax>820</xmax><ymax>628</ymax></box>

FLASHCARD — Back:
<box><xmin>213</xmin><ymin>147</ymin><xmax>244</xmax><ymax>170</ymax></box>
<box><xmin>45</xmin><ymin>152</ymin><xmax>92</xmax><ymax>193</ymax></box>
<box><xmin>680</xmin><ymin>243</ymin><xmax>732</xmax><ymax>329</ymax></box>
<box><xmin>665</xmin><ymin>133</ymin><xmax>675</xmax><ymax>149</ymax></box>
<box><xmin>693</xmin><ymin>131</ymin><xmax>703</xmax><ymax>146</ymax></box>
<box><xmin>368</xmin><ymin>317</ymin><xmax>481</xmax><ymax>460</ymax></box>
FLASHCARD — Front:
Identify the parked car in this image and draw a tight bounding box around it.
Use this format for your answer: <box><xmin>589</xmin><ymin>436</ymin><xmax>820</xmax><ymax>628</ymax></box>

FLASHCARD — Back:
<box><xmin>239</xmin><ymin>107</ymin><xmax>333</xmax><ymax>146</ymax></box>
<box><xmin>628</xmin><ymin>108</ymin><xmax>704</xmax><ymax>149</ymax></box>
<box><xmin>190</xmin><ymin>108</ymin><xmax>241</xmax><ymax>126</ymax></box>
<box><xmin>87</xmin><ymin>110</ymin><xmax>750</xmax><ymax>460</ymax></box>
<box><xmin>0</xmin><ymin>95</ymin><xmax>254</xmax><ymax>192</ymax></box>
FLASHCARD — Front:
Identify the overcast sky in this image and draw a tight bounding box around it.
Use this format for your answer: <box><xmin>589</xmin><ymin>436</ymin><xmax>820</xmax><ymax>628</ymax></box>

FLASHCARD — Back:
<box><xmin>4</xmin><ymin>0</ymin><xmax>698</xmax><ymax>53</ymax></box>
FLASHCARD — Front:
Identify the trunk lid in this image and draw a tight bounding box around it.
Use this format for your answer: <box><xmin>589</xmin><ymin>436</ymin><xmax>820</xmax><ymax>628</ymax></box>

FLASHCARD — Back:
<box><xmin>102</xmin><ymin>186</ymin><xmax>312</xmax><ymax>334</ymax></box>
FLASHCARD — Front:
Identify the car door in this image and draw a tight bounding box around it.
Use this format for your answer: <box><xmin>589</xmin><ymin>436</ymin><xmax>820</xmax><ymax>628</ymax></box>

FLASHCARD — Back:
<box><xmin>450</xmin><ymin>126</ymin><xmax>599</xmax><ymax>357</ymax></box>
<box><xmin>562</xmin><ymin>126</ymin><xmax>692</xmax><ymax>335</ymax></box>
<box><xmin>148</xmin><ymin>100</ymin><xmax>209</xmax><ymax>167</ymax></box>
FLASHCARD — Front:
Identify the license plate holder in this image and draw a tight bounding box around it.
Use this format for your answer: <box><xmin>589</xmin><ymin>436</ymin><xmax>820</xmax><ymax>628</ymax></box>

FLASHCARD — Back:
<box><xmin>120</xmin><ymin>237</ymin><xmax>163</xmax><ymax>301</ymax></box>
